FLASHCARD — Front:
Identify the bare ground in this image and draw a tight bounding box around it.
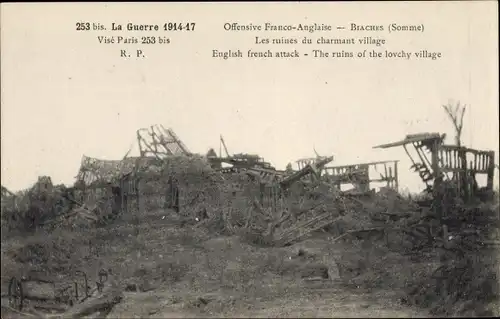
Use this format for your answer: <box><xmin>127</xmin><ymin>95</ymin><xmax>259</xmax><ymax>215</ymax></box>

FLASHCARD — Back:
<box><xmin>2</xmin><ymin>206</ymin><xmax>435</xmax><ymax>318</ymax></box>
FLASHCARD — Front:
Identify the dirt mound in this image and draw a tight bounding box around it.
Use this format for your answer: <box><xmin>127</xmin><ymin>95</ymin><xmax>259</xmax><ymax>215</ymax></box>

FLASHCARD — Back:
<box><xmin>2</xmin><ymin>229</ymin><xmax>91</xmax><ymax>278</ymax></box>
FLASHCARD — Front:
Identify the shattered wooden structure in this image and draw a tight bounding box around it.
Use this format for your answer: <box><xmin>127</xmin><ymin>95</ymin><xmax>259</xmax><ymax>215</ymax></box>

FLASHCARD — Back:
<box><xmin>73</xmin><ymin>125</ymin><xmax>193</xmax><ymax>220</ymax></box>
<box><xmin>210</xmin><ymin>151</ymin><xmax>276</xmax><ymax>170</ymax></box>
<box><xmin>205</xmin><ymin>135</ymin><xmax>285</xmax><ymax>191</ymax></box>
<box><xmin>293</xmin><ymin>154</ymin><xmax>398</xmax><ymax>192</ymax></box>
<box><xmin>229</xmin><ymin>153</ymin><xmax>275</xmax><ymax>169</ymax></box>
<box><xmin>208</xmin><ymin>134</ymin><xmax>277</xmax><ymax>172</ymax></box>
<box><xmin>296</xmin><ymin>157</ymin><xmax>323</xmax><ymax>170</ymax></box>
<box><xmin>76</xmin><ymin>156</ymin><xmax>133</xmax><ymax>186</ymax></box>
<box><xmin>1</xmin><ymin>185</ymin><xmax>14</xmax><ymax>197</ymax></box>
<box><xmin>295</xmin><ymin>153</ymin><xmax>333</xmax><ymax>168</ymax></box>
<box><xmin>1</xmin><ymin>185</ymin><xmax>17</xmax><ymax>208</ymax></box>
<box><xmin>374</xmin><ymin>132</ymin><xmax>495</xmax><ymax>202</ymax></box>
<box><xmin>220</xmin><ymin>155</ymin><xmax>341</xmax><ymax>246</ymax></box>
<box><xmin>321</xmin><ymin>160</ymin><xmax>399</xmax><ymax>192</ymax></box>
<box><xmin>137</xmin><ymin>125</ymin><xmax>191</xmax><ymax>159</ymax></box>
<box><xmin>74</xmin><ymin>156</ymin><xmax>162</xmax><ymax>220</ymax></box>
<box><xmin>8</xmin><ymin>269</ymin><xmax>111</xmax><ymax>314</ymax></box>
<box><xmin>219</xmin><ymin>156</ymin><xmax>335</xmax><ymax>229</ymax></box>
<box><xmin>73</xmin><ymin>127</ymin><xmax>195</xmax><ymax>221</ymax></box>
<box><xmin>218</xmin><ymin>154</ymin><xmax>400</xmax><ymax>247</ymax></box>
<box><xmin>272</xmin><ymin>156</ymin><xmax>347</xmax><ymax>245</ymax></box>
<box><xmin>211</xmin><ymin>155</ymin><xmax>282</xmax><ymax>190</ymax></box>
<box><xmin>280</xmin><ymin>156</ymin><xmax>334</xmax><ymax>189</ymax></box>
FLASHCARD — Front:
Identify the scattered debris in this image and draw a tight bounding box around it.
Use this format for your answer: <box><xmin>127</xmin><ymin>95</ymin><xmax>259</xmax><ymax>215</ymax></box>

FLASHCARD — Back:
<box><xmin>1</xmin><ymin>127</ymin><xmax>497</xmax><ymax>317</ymax></box>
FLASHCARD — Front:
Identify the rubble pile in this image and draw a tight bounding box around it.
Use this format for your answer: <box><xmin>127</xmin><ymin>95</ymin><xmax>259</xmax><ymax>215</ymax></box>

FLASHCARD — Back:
<box><xmin>291</xmin><ymin>185</ymin><xmax>499</xmax><ymax>317</ymax></box>
<box><xmin>1</xmin><ymin>181</ymin><xmax>73</xmax><ymax>235</ymax></box>
<box><xmin>2</xmin><ymin>127</ymin><xmax>498</xmax><ymax>317</ymax></box>
<box><xmin>331</xmin><ymin>187</ymin><xmax>500</xmax><ymax>316</ymax></box>
<box><xmin>162</xmin><ymin>155</ymin><xmax>225</xmax><ymax>217</ymax></box>
<box><xmin>402</xmin><ymin>200</ymin><xmax>500</xmax><ymax>316</ymax></box>
<box><xmin>193</xmin><ymin>172</ymin><xmax>265</xmax><ymax>235</ymax></box>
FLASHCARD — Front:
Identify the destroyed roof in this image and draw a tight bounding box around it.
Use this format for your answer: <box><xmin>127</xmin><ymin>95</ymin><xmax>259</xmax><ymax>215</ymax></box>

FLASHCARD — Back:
<box><xmin>76</xmin><ymin>155</ymin><xmax>161</xmax><ymax>185</ymax></box>
<box><xmin>373</xmin><ymin>132</ymin><xmax>445</xmax><ymax>149</ymax></box>
<box><xmin>75</xmin><ymin>126</ymin><xmax>193</xmax><ymax>185</ymax></box>
<box><xmin>137</xmin><ymin>125</ymin><xmax>191</xmax><ymax>158</ymax></box>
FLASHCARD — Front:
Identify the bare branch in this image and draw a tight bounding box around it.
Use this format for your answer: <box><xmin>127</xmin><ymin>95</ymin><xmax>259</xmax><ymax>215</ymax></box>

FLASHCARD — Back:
<box><xmin>459</xmin><ymin>104</ymin><xmax>466</xmax><ymax>130</ymax></box>
<box><xmin>454</xmin><ymin>101</ymin><xmax>460</xmax><ymax>116</ymax></box>
<box><xmin>442</xmin><ymin>100</ymin><xmax>467</xmax><ymax>146</ymax></box>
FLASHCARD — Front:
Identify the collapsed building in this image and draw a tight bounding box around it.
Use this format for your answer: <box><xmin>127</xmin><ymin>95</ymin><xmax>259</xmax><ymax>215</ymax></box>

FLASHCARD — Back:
<box><xmin>54</xmin><ymin>126</ymin><xmax>406</xmax><ymax>247</ymax></box>
<box><xmin>73</xmin><ymin>125</ymin><xmax>193</xmax><ymax>222</ymax></box>
<box><xmin>6</xmin><ymin>126</ymin><xmax>496</xmax><ymax>249</ymax></box>
<box><xmin>3</xmin><ymin>123</ymin><xmax>498</xmax><ymax>318</ymax></box>
<box><xmin>62</xmin><ymin>129</ymin><xmax>497</xmax><ymax>252</ymax></box>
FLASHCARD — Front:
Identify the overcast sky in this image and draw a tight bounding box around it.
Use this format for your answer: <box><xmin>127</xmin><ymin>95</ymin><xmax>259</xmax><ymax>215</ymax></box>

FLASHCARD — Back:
<box><xmin>1</xmin><ymin>2</ymin><xmax>498</xmax><ymax>192</ymax></box>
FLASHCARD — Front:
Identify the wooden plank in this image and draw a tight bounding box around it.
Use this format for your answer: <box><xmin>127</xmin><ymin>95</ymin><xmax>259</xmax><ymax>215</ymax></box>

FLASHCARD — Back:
<box><xmin>441</xmin><ymin>167</ymin><xmax>489</xmax><ymax>174</ymax></box>
<box><xmin>394</xmin><ymin>161</ymin><xmax>399</xmax><ymax>190</ymax></box>
<box><xmin>324</xmin><ymin>160</ymin><xmax>399</xmax><ymax>171</ymax></box>
<box><xmin>274</xmin><ymin>205</ymin><xmax>342</xmax><ymax>246</ymax></box>
<box><xmin>373</xmin><ymin>133</ymin><xmax>442</xmax><ymax>149</ymax></box>
<box><xmin>276</xmin><ymin>214</ymin><xmax>343</xmax><ymax>246</ymax></box>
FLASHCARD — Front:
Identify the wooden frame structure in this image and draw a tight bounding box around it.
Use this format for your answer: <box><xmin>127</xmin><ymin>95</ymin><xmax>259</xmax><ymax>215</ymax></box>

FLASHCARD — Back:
<box><xmin>321</xmin><ymin>160</ymin><xmax>399</xmax><ymax>192</ymax></box>
<box><xmin>374</xmin><ymin>132</ymin><xmax>495</xmax><ymax>203</ymax></box>
<box><xmin>137</xmin><ymin>125</ymin><xmax>191</xmax><ymax>159</ymax></box>
<box><xmin>74</xmin><ymin>125</ymin><xmax>191</xmax><ymax>217</ymax></box>
<box><xmin>295</xmin><ymin>156</ymin><xmax>334</xmax><ymax>171</ymax></box>
<box><xmin>74</xmin><ymin>156</ymin><xmax>160</xmax><ymax>218</ymax></box>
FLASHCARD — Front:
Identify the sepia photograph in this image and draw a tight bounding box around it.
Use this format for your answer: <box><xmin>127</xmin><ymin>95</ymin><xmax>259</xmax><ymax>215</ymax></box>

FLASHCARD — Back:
<box><xmin>1</xmin><ymin>1</ymin><xmax>499</xmax><ymax>318</ymax></box>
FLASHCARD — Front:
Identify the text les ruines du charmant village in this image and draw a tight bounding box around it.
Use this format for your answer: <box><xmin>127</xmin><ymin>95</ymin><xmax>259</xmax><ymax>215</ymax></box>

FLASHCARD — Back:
<box><xmin>214</xmin><ymin>21</ymin><xmax>438</xmax><ymax>61</ymax></box>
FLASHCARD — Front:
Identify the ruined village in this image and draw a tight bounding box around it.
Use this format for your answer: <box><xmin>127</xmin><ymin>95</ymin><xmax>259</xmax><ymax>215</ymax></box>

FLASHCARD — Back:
<box><xmin>1</xmin><ymin>102</ymin><xmax>499</xmax><ymax>318</ymax></box>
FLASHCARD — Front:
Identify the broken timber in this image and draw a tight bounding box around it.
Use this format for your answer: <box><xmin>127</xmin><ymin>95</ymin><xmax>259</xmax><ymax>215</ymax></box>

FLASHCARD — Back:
<box><xmin>137</xmin><ymin>125</ymin><xmax>191</xmax><ymax>159</ymax></box>
<box><xmin>374</xmin><ymin>132</ymin><xmax>496</xmax><ymax>202</ymax></box>
<box><xmin>322</xmin><ymin>160</ymin><xmax>399</xmax><ymax>192</ymax></box>
<box><xmin>274</xmin><ymin>206</ymin><xmax>343</xmax><ymax>247</ymax></box>
<box><xmin>280</xmin><ymin>156</ymin><xmax>334</xmax><ymax>189</ymax></box>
